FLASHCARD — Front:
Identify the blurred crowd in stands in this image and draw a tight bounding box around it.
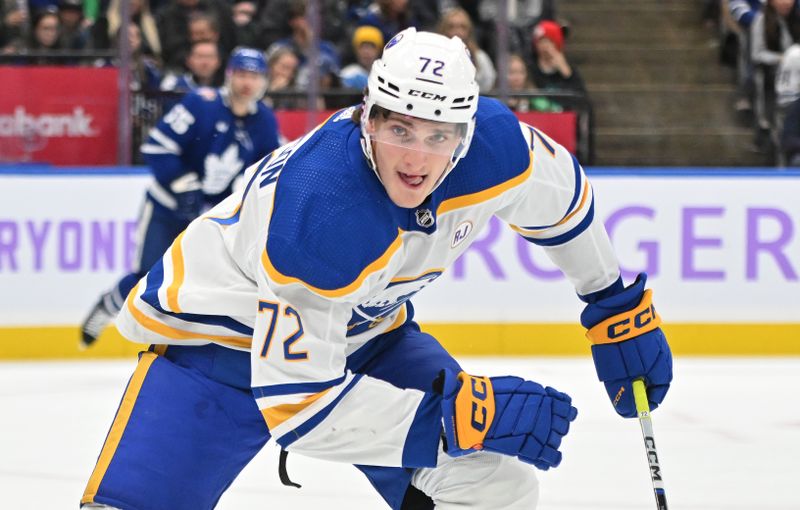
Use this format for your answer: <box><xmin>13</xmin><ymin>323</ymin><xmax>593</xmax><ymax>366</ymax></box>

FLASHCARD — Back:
<box><xmin>712</xmin><ymin>0</ymin><xmax>800</xmax><ymax>165</ymax></box>
<box><xmin>0</xmin><ymin>0</ymin><xmax>588</xmax><ymax>113</ymax></box>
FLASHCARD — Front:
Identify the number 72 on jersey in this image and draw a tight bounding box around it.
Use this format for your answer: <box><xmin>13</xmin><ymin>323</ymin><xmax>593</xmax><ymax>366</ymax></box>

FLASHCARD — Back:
<box><xmin>257</xmin><ymin>300</ymin><xmax>308</xmax><ymax>361</ymax></box>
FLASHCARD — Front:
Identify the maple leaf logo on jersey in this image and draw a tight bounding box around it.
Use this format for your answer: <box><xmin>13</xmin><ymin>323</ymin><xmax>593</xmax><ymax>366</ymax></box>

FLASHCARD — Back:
<box><xmin>203</xmin><ymin>144</ymin><xmax>244</xmax><ymax>195</ymax></box>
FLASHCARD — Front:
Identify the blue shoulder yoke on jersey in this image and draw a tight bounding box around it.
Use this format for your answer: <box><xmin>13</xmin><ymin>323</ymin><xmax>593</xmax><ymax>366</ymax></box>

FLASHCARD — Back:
<box><xmin>440</xmin><ymin>97</ymin><xmax>531</xmax><ymax>201</ymax></box>
<box><xmin>265</xmin><ymin>116</ymin><xmax>401</xmax><ymax>295</ymax></box>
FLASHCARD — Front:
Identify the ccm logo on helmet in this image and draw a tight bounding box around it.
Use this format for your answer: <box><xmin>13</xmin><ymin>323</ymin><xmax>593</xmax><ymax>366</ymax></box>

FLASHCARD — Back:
<box><xmin>408</xmin><ymin>90</ymin><xmax>447</xmax><ymax>101</ymax></box>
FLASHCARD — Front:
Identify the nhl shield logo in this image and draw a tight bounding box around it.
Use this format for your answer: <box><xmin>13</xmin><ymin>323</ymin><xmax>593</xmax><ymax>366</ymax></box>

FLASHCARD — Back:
<box><xmin>415</xmin><ymin>208</ymin><xmax>435</xmax><ymax>228</ymax></box>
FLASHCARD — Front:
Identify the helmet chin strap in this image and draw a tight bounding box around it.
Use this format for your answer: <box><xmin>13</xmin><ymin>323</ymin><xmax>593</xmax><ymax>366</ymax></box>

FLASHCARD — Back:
<box><xmin>360</xmin><ymin>133</ymin><xmax>384</xmax><ymax>184</ymax></box>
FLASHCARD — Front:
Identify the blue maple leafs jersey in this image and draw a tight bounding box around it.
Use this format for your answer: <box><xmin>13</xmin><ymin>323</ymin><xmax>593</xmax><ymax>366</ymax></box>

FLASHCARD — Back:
<box><xmin>117</xmin><ymin>97</ymin><xmax>621</xmax><ymax>468</ymax></box>
<box><xmin>141</xmin><ymin>87</ymin><xmax>281</xmax><ymax>205</ymax></box>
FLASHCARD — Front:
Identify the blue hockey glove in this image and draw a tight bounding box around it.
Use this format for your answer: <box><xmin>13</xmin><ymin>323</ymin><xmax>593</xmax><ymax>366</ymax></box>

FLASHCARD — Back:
<box><xmin>169</xmin><ymin>172</ymin><xmax>203</xmax><ymax>221</ymax></box>
<box><xmin>436</xmin><ymin>369</ymin><xmax>578</xmax><ymax>470</ymax></box>
<box><xmin>581</xmin><ymin>273</ymin><xmax>673</xmax><ymax>418</ymax></box>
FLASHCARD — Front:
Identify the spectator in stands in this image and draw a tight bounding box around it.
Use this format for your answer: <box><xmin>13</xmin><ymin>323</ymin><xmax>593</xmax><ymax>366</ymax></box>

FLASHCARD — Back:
<box><xmin>266</xmin><ymin>0</ymin><xmax>341</xmax><ymax>93</ymax></box>
<box><xmin>780</xmin><ymin>94</ymin><xmax>800</xmax><ymax>163</ymax></box>
<box><xmin>121</xmin><ymin>23</ymin><xmax>162</xmax><ymax>91</ymax></box>
<box><xmin>21</xmin><ymin>6</ymin><xmax>63</xmax><ymax>63</ymax></box>
<box><xmin>116</xmin><ymin>22</ymin><xmax>163</xmax><ymax>160</ymax></box>
<box><xmin>57</xmin><ymin>0</ymin><xmax>88</xmax><ymax>49</ymax></box>
<box><xmin>477</xmin><ymin>0</ymin><xmax>556</xmax><ymax>60</ymax></box>
<box><xmin>438</xmin><ymin>7</ymin><xmax>496</xmax><ymax>92</ymax></box>
<box><xmin>355</xmin><ymin>0</ymin><xmax>421</xmax><ymax>44</ymax></box>
<box><xmin>726</xmin><ymin>0</ymin><xmax>763</xmax><ymax>112</ymax></box>
<box><xmin>263</xmin><ymin>45</ymin><xmax>299</xmax><ymax>109</ymax></box>
<box><xmin>231</xmin><ymin>0</ymin><xmax>260</xmax><ymax>48</ymax></box>
<box><xmin>529</xmin><ymin>20</ymin><xmax>587</xmax><ymax>96</ymax></box>
<box><xmin>160</xmin><ymin>39</ymin><xmax>222</xmax><ymax>93</ymax></box>
<box><xmin>93</xmin><ymin>0</ymin><xmax>161</xmax><ymax>58</ymax></box>
<box><xmin>750</xmin><ymin>0</ymin><xmax>800</xmax><ymax>151</ymax></box>
<box><xmin>340</xmin><ymin>25</ymin><xmax>382</xmax><ymax>91</ymax></box>
<box><xmin>0</xmin><ymin>0</ymin><xmax>29</xmax><ymax>52</ymax></box>
<box><xmin>750</xmin><ymin>0</ymin><xmax>800</xmax><ymax>67</ymax></box>
<box><xmin>156</xmin><ymin>0</ymin><xmax>236</xmax><ymax>71</ymax></box>
<box><xmin>504</xmin><ymin>52</ymin><xmax>562</xmax><ymax>113</ymax></box>
<box><xmin>730</xmin><ymin>0</ymin><xmax>763</xmax><ymax>29</ymax></box>
<box><xmin>187</xmin><ymin>11</ymin><xmax>218</xmax><ymax>45</ymax></box>
<box><xmin>777</xmin><ymin>43</ymin><xmax>800</xmax><ymax>107</ymax></box>
<box><xmin>257</xmin><ymin>0</ymin><xmax>347</xmax><ymax>53</ymax></box>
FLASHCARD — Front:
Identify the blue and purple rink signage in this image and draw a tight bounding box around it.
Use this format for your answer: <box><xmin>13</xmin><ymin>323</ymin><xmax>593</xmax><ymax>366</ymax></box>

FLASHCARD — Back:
<box><xmin>0</xmin><ymin>166</ymin><xmax>798</xmax><ymax>356</ymax></box>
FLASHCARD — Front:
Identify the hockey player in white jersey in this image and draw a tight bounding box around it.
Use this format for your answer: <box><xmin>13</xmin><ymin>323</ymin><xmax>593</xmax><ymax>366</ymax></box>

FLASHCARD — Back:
<box><xmin>82</xmin><ymin>28</ymin><xmax>672</xmax><ymax>509</ymax></box>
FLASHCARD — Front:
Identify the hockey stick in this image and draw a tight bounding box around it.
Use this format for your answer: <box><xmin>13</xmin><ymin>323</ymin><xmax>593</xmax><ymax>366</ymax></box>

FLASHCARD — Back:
<box><xmin>632</xmin><ymin>378</ymin><xmax>668</xmax><ymax>510</ymax></box>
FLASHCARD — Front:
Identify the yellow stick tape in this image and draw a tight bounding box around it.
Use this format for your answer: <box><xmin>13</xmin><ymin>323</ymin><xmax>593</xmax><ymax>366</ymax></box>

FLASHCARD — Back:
<box><xmin>632</xmin><ymin>378</ymin><xmax>650</xmax><ymax>415</ymax></box>
<box><xmin>1</xmin><ymin>323</ymin><xmax>799</xmax><ymax>359</ymax></box>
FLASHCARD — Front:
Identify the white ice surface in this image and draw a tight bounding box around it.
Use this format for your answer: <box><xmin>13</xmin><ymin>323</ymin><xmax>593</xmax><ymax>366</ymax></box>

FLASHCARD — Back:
<box><xmin>1</xmin><ymin>356</ymin><xmax>798</xmax><ymax>509</ymax></box>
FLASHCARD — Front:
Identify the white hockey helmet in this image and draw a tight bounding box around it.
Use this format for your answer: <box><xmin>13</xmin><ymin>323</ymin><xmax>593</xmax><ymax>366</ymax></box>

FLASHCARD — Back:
<box><xmin>361</xmin><ymin>28</ymin><xmax>479</xmax><ymax>188</ymax></box>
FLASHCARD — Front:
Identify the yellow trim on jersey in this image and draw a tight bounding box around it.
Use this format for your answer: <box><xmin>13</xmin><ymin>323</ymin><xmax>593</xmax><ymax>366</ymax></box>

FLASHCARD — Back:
<box><xmin>152</xmin><ymin>344</ymin><xmax>169</xmax><ymax>356</ymax></box>
<box><xmin>262</xmin><ymin>387</ymin><xmax>331</xmax><ymax>430</ymax></box>
<box><xmin>383</xmin><ymin>304</ymin><xmax>408</xmax><ymax>334</ymax></box>
<box><xmin>437</xmin><ymin>151</ymin><xmax>534</xmax><ymax>216</ymax></box>
<box><xmin>261</xmin><ymin>229</ymin><xmax>404</xmax><ymax>298</ymax></box>
<box><xmin>509</xmin><ymin>180</ymin><xmax>591</xmax><ymax>236</ymax></box>
<box><xmin>166</xmin><ymin>231</ymin><xmax>187</xmax><ymax>313</ymax></box>
<box><xmin>390</xmin><ymin>268</ymin><xmax>445</xmax><ymax>283</ymax></box>
<box><xmin>81</xmin><ymin>351</ymin><xmax>158</xmax><ymax>505</ymax></box>
<box><xmin>127</xmin><ymin>283</ymin><xmax>252</xmax><ymax>348</ymax></box>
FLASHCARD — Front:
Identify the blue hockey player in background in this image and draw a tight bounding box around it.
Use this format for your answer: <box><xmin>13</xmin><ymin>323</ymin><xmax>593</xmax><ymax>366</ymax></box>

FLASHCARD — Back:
<box><xmin>80</xmin><ymin>46</ymin><xmax>281</xmax><ymax>348</ymax></box>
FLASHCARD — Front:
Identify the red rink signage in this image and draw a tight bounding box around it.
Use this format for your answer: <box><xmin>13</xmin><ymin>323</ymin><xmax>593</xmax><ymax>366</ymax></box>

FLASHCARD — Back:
<box><xmin>0</xmin><ymin>67</ymin><xmax>119</xmax><ymax>165</ymax></box>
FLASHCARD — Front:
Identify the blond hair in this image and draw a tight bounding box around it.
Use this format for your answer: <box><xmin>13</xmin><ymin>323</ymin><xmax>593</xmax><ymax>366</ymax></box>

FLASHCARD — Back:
<box><xmin>107</xmin><ymin>0</ymin><xmax>161</xmax><ymax>57</ymax></box>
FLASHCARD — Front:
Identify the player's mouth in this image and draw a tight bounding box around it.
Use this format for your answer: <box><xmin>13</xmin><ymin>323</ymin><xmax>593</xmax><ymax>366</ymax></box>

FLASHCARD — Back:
<box><xmin>399</xmin><ymin>172</ymin><xmax>425</xmax><ymax>188</ymax></box>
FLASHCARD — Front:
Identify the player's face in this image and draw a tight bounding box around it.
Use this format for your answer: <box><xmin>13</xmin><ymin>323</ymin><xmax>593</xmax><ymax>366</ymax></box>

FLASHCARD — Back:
<box><xmin>187</xmin><ymin>43</ymin><xmax>220</xmax><ymax>80</ymax></box>
<box><xmin>368</xmin><ymin>112</ymin><xmax>463</xmax><ymax>208</ymax></box>
<box><xmin>230</xmin><ymin>69</ymin><xmax>266</xmax><ymax>101</ymax></box>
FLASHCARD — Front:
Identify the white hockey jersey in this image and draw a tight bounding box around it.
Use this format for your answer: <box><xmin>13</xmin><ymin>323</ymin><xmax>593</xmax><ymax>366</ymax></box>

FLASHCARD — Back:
<box><xmin>116</xmin><ymin>97</ymin><xmax>620</xmax><ymax>468</ymax></box>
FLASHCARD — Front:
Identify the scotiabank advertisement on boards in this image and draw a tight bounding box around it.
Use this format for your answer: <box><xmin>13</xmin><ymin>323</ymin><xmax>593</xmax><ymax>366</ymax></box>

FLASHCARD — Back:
<box><xmin>0</xmin><ymin>170</ymin><xmax>798</xmax><ymax>326</ymax></box>
<box><xmin>0</xmin><ymin>67</ymin><xmax>119</xmax><ymax>165</ymax></box>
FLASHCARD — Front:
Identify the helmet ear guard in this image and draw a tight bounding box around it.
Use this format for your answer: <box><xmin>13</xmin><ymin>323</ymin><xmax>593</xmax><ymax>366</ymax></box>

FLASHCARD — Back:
<box><xmin>360</xmin><ymin>28</ymin><xmax>479</xmax><ymax>187</ymax></box>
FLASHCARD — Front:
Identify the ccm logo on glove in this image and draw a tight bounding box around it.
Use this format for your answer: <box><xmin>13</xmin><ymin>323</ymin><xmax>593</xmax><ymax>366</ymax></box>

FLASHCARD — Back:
<box><xmin>586</xmin><ymin>289</ymin><xmax>661</xmax><ymax>344</ymax></box>
<box><xmin>454</xmin><ymin>373</ymin><xmax>495</xmax><ymax>449</ymax></box>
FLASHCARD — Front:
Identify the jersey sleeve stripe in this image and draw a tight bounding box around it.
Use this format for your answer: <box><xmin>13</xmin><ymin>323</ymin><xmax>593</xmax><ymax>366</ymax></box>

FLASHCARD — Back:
<box><xmin>253</xmin><ymin>375</ymin><xmax>348</xmax><ymax>398</ymax></box>
<box><xmin>166</xmin><ymin>231</ymin><xmax>187</xmax><ymax>313</ymax></box>
<box><xmin>273</xmin><ymin>374</ymin><xmax>364</xmax><ymax>449</ymax></box>
<box><xmin>262</xmin><ymin>388</ymin><xmax>332</xmax><ymax>429</ymax></box>
<box><xmin>261</xmin><ymin>230</ymin><xmax>404</xmax><ymax>298</ymax></box>
<box><xmin>533</xmin><ymin>128</ymin><xmax>556</xmax><ymax>156</ymax></box>
<box><xmin>522</xmin><ymin>196</ymin><xmax>595</xmax><ymax>247</ymax></box>
<box><xmin>509</xmin><ymin>180</ymin><xmax>591</xmax><ymax>235</ymax></box>
<box><xmin>139</xmin><ymin>260</ymin><xmax>254</xmax><ymax>336</ymax></box>
<box><xmin>140</xmin><ymin>144</ymin><xmax>178</xmax><ymax>155</ymax></box>
<box><xmin>147</xmin><ymin>128</ymin><xmax>182</xmax><ymax>155</ymax></box>
<box><xmin>437</xmin><ymin>151</ymin><xmax>533</xmax><ymax>215</ymax></box>
<box><xmin>126</xmin><ymin>282</ymin><xmax>252</xmax><ymax>347</ymax></box>
<box><xmin>563</xmin><ymin>155</ymin><xmax>585</xmax><ymax>220</ymax></box>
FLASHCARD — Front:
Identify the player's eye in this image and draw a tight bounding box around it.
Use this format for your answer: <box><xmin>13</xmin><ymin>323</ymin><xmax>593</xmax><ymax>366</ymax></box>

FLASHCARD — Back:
<box><xmin>426</xmin><ymin>132</ymin><xmax>449</xmax><ymax>145</ymax></box>
<box><xmin>390</xmin><ymin>125</ymin><xmax>409</xmax><ymax>138</ymax></box>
